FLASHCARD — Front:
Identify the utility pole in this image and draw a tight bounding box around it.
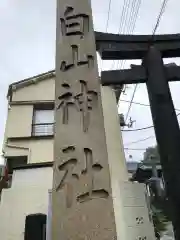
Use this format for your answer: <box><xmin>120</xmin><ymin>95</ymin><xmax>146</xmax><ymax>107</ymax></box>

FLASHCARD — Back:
<box><xmin>96</xmin><ymin>31</ymin><xmax>180</xmax><ymax>240</ymax></box>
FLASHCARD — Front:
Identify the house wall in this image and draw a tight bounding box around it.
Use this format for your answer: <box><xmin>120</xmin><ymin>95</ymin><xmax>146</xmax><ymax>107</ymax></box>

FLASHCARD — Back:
<box><xmin>3</xmin><ymin>76</ymin><xmax>55</xmax><ymax>164</ymax></box>
<box><xmin>6</xmin><ymin>105</ymin><xmax>33</xmax><ymax>138</ymax></box>
<box><xmin>4</xmin><ymin>138</ymin><xmax>54</xmax><ymax>163</ymax></box>
<box><xmin>12</xmin><ymin>78</ymin><xmax>55</xmax><ymax>102</ymax></box>
<box><xmin>0</xmin><ymin>167</ymin><xmax>53</xmax><ymax>240</ymax></box>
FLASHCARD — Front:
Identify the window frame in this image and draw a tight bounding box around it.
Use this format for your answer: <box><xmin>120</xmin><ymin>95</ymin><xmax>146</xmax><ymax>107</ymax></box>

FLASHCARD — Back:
<box><xmin>31</xmin><ymin>103</ymin><xmax>55</xmax><ymax>137</ymax></box>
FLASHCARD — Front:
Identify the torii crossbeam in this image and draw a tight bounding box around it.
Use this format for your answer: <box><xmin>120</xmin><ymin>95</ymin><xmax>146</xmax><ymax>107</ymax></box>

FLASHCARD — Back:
<box><xmin>96</xmin><ymin>31</ymin><xmax>180</xmax><ymax>240</ymax></box>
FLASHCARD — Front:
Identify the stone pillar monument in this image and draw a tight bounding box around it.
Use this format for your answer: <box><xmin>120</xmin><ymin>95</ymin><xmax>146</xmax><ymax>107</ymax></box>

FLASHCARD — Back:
<box><xmin>52</xmin><ymin>1</ymin><xmax>156</xmax><ymax>240</ymax></box>
<box><xmin>52</xmin><ymin>0</ymin><xmax>117</xmax><ymax>239</ymax></box>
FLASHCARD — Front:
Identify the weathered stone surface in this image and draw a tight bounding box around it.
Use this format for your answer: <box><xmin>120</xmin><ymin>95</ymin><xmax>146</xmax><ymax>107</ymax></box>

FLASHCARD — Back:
<box><xmin>52</xmin><ymin>1</ymin><xmax>117</xmax><ymax>239</ymax></box>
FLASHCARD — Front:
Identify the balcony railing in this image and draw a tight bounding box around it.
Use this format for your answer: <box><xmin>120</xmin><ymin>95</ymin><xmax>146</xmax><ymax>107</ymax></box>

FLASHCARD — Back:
<box><xmin>32</xmin><ymin>123</ymin><xmax>54</xmax><ymax>136</ymax></box>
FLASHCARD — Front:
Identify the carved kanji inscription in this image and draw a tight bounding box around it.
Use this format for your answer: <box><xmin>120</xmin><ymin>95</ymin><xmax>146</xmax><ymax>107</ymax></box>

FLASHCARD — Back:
<box><xmin>60</xmin><ymin>6</ymin><xmax>89</xmax><ymax>37</ymax></box>
<box><xmin>56</xmin><ymin>146</ymin><xmax>109</xmax><ymax>208</ymax></box>
<box><xmin>57</xmin><ymin>81</ymin><xmax>97</xmax><ymax>132</ymax></box>
<box><xmin>56</xmin><ymin>146</ymin><xmax>79</xmax><ymax>208</ymax></box>
<box><xmin>77</xmin><ymin>148</ymin><xmax>109</xmax><ymax>203</ymax></box>
<box><xmin>57</xmin><ymin>84</ymin><xmax>79</xmax><ymax>125</ymax></box>
<box><xmin>75</xmin><ymin>80</ymin><xmax>97</xmax><ymax>132</ymax></box>
<box><xmin>60</xmin><ymin>45</ymin><xmax>94</xmax><ymax>72</ymax></box>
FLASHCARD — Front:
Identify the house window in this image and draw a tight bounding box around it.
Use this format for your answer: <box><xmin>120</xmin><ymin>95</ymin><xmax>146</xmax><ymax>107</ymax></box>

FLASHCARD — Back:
<box><xmin>32</xmin><ymin>104</ymin><xmax>54</xmax><ymax>136</ymax></box>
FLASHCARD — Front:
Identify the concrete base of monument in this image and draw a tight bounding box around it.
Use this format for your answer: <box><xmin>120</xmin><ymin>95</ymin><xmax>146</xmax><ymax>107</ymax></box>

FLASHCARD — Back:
<box><xmin>114</xmin><ymin>181</ymin><xmax>156</xmax><ymax>240</ymax></box>
<box><xmin>47</xmin><ymin>182</ymin><xmax>156</xmax><ymax>240</ymax></box>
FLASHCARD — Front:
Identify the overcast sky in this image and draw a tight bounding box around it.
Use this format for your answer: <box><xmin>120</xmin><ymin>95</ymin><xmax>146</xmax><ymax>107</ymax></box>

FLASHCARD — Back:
<box><xmin>0</xmin><ymin>0</ymin><xmax>180</xmax><ymax>163</ymax></box>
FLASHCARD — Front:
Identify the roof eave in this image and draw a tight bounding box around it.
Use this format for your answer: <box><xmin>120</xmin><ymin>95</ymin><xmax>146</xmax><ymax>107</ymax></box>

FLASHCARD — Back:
<box><xmin>7</xmin><ymin>70</ymin><xmax>55</xmax><ymax>101</ymax></box>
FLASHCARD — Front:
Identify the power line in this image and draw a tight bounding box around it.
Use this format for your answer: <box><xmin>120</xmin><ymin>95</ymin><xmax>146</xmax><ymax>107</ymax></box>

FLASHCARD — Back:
<box><xmin>110</xmin><ymin>0</ymin><xmax>131</xmax><ymax>69</ymax></box>
<box><xmin>116</xmin><ymin>0</ymin><xmax>142</xmax><ymax>113</ymax></box>
<box><xmin>152</xmin><ymin>0</ymin><xmax>169</xmax><ymax>35</ymax></box>
<box><xmin>124</xmin><ymin>135</ymin><xmax>155</xmax><ymax>145</ymax></box>
<box><xmin>105</xmin><ymin>0</ymin><xmax>113</xmax><ymax>32</ymax></box>
<box><xmin>117</xmin><ymin>0</ymin><xmax>130</xmax><ymax>35</ymax></box>
<box><xmin>120</xmin><ymin>99</ymin><xmax>180</xmax><ymax>112</ymax></box>
<box><xmin>122</xmin><ymin>113</ymin><xmax>180</xmax><ymax>132</ymax></box>
<box><xmin>117</xmin><ymin>0</ymin><xmax>142</xmax><ymax>112</ymax></box>
<box><xmin>117</xmin><ymin>0</ymin><xmax>142</xmax><ymax>70</ymax></box>
<box><xmin>121</xmin><ymin>0</ymin><xmax>135</xmax><ymax>34</ymax></box>
<box><xmin>128</xmin><ymin>0</ymin><xmax>142</xmax><ymax>33</ymax></box>
<box><xmin>108</xmin><ymin>0</ymin><xmax>142</xmax><ymax>73</ymax></box>
<box><xmin>118</xmin><ymin>0</ymin><xmax>142</xmax><ymax>69</ymax></box>
<box><xmin>123</xmin><ymin>0</ymin><xmax>169</xmax><ymax>124</ymax></box>
<box><xmin>122</xmin><ymin>126</ymin><xmax>153</xmax><ymax>132</ymax></box>
<box><xmin>102</xmin><ymin>0</ymin><xmax>141</xmax><ymax>72</ymax></box>
<box><xmin>121</xmin><ymin>99</ymin><xmax>150</xmax><ymax>106</ymax></box>
<box><xmin>125</xmin><ymin>84</ymin><xmax>138</xmax><ymax>122</ymax></box>
<box><xmin>101</xmin><ymin>0</ymin><xmax>113</xmax><ymax>71</ymax></box>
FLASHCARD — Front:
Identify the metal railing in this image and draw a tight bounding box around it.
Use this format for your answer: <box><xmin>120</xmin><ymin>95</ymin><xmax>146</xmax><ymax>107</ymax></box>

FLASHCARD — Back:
<box><xmin>32</xmin><ymin>123</ymin><xmax>54</xmax><ymax>136</ymax></box>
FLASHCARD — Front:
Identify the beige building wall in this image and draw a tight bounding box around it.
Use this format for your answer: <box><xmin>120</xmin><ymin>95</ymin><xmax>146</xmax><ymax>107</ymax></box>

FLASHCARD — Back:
<box><xmin>0</xmin><ymin>167</ymin><xmax>53</xmax><ymax>240</ymax></box>
<box><xmin>12</xmin><ymin>77</ymin><xmax>55</xmax><ymax>102</ymax></box>
<box><xmin>6</xmin><ymin>105</ymin><xmax>33</xmax><ymax>138</ymax></box>
<box><xmin>3</xmin><ymin>75</ymin><xmax>55</xmax><ymax>164</ymax></box>
<box><xmin>4</xmin><ymin>139</ymin><xmax>54</xmax><ymax>163</ymax></box>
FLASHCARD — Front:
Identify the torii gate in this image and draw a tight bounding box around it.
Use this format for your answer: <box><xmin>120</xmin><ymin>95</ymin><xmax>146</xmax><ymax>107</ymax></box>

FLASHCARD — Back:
<box><xmin>96</xmin><ymin>31</ymin><xmax>180</xmax><ymax>240</ymax></box>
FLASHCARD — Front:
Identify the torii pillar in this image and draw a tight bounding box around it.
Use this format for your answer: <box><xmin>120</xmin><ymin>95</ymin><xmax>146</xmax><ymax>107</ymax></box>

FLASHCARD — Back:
<box><xmin>52</xmin><ymin>1</ymin><xmax>155</xmax><ymax>240</ymax></box>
